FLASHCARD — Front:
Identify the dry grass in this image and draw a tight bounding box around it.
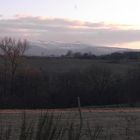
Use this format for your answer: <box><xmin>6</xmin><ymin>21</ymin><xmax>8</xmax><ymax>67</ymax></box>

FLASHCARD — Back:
<box><xmin>0</xmin><ymin>108</ymin><xmax>140</xmax><ymax>140</ymax></box>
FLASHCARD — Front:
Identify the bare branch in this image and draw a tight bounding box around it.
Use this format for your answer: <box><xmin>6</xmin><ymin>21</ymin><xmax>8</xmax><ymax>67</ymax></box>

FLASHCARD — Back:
<box><xmin>0</xmin><ymin>37</ymin><xmax>29</xmax><ymax>76</ymax></box>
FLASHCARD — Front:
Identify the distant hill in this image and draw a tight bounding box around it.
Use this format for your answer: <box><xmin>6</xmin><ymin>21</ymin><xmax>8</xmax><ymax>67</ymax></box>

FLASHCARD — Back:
<box><xmin>25</xmin><ymin>41</ymin><xmax>132</xmax><ymax>56</ymax></box>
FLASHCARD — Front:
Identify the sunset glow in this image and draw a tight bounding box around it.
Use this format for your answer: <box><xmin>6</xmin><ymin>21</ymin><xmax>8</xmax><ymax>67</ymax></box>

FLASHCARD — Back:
<box><xmin>0</xmin><ymin>0</ymin><xmax>140</xmax><ymax>49</ymax></box>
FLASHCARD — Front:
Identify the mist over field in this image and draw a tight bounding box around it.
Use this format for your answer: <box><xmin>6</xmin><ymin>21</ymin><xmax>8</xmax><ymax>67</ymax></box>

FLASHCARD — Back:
<box><xmin>26</xmin><ymin>41</ymin><xmax>132</xmax><ymax>56</ymax></box>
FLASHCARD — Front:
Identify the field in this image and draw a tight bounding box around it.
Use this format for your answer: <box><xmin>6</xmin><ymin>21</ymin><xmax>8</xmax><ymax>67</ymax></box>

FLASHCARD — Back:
<box><xmin>1</xmin><ymin>108</ymin><xmax>140</xmax><ymax>140</ymax></box>
<box><xmin>25</xmin><ymin>57</ymin><xmax>140</xmax><ymax>74</ymax></box>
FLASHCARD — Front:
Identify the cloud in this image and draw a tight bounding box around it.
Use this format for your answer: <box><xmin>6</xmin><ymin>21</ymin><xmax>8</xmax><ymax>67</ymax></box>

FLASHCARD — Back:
<box><xmin>0</xmin><ymin>16</ymin><xmax>140</xmax><ymax>47</ymax></box>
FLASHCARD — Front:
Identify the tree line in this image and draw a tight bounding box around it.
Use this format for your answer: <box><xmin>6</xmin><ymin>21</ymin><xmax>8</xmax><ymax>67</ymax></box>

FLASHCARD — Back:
<box><xmin>62</xmin><ymin>50</ymin><xmax>140</xmax><ymax>61</ymax></box>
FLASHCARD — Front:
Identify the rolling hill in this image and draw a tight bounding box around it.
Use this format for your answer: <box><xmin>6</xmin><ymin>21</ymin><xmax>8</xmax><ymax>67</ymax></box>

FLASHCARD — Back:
<box><xmin>26</xmin><ymin>41</ymin><xmax>131</xmax><ymax>56</ymax></box>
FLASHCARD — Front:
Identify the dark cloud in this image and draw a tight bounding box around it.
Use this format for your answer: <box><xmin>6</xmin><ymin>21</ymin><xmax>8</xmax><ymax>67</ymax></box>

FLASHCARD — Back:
<box><xmin>0</xmin><ymin>16</ymin><xmax>140</xmax><ymax>46</ymax></box>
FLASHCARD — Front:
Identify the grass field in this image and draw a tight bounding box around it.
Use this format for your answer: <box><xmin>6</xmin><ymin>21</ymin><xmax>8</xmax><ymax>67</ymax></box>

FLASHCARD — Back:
<box><xmin>1</xmin><ymin>108</ymin><xmax>140</xmax><ymax>140</ymax></box>
<box><xmin>24</xmin><ymin>57</ymin><xmax>140</xmax><ymax>75</ymax></box>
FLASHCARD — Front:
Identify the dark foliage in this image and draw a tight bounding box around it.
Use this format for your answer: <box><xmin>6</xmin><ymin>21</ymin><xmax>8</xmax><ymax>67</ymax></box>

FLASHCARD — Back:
<box><xmin>0</xmin><ymin>57</ymin><xmax>140</xmax><ymax>108</ymax></box>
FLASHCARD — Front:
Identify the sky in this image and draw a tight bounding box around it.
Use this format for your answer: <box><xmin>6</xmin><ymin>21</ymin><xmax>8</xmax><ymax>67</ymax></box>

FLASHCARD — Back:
<box><xmin>0</xmin><ymin>0</ymin><xmax>140</xmax><ymax>49</ymax></box>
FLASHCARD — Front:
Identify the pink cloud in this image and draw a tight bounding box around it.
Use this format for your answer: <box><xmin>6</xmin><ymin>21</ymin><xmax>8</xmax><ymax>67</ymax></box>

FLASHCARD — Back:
<box><xmin>0</xmin><ymin>16</ymin><xmax>140</xmax><ymax>46</ymax></box>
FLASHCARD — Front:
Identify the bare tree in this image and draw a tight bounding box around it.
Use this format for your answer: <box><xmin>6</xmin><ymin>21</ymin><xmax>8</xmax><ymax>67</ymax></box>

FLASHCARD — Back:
<box><xmin>0</xmin><ymin>37</ymin><xmax>28</xmax><ymax>76</ymax></box>
<box><xmin>0</xmin><ymin>37</ymin><xmax>29</xmax><ymax>94</ymax></box>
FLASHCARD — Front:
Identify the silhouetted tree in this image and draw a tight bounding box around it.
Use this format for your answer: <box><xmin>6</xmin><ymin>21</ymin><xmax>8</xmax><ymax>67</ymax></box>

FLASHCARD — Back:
<box><xmin>65</xmin><ymin>50</ymin><xmax>73</xmax><ymax>57</ymax></box>
<box><xmin>0</xmin><ymin>37</ymin><xmax>29</xmax><ymax>95</ymax></box>
<box><xmin>83</xmin><ymin>65</ymin><xmax>113</xmax><ymax>105</ymax></box>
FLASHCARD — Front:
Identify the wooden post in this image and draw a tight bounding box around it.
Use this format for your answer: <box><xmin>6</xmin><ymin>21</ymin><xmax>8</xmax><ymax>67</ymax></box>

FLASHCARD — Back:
<box><xmin>77</xmin><ymin>96</ymin><xmax>81</xmax><ymax>108</ymax></box>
